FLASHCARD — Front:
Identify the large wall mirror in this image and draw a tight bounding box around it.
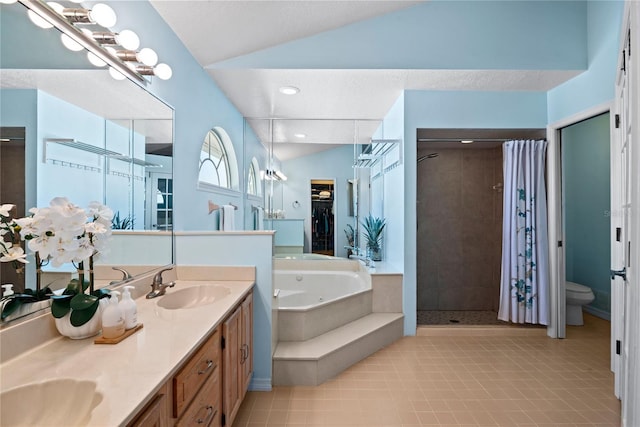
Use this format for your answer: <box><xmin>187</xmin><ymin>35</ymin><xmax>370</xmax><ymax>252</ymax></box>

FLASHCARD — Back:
<box><xmin>0</xmin><ymin>2</ymin><xmax>174</xmax><ymax>321</ymax></box>
<box><xmin>243</xmin><ymin>118</ymin><xmax>397</xmax><ymax>257</ymax></box>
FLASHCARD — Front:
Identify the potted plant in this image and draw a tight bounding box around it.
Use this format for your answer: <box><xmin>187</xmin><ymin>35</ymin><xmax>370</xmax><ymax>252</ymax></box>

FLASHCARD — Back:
<box><xmin>15</xmin><ymin>197</ymin><xmax>114</xmax><ymax>339</ymax></box>
<box><xmin>361</xmin><ymin>215</ymin><xmax>386</xmax><ymax>261</ymax></box>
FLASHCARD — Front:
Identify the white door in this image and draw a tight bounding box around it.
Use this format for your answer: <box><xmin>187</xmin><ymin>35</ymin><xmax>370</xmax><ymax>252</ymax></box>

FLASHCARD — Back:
<box><xmin>612</xmin><ymin>5</ymin><xmax>638</xmax><ymax>425</ymax></box>
<box><xmin>145</xmin><ymin>172</ymin><xmax>173</xmax><ymax>231</ymax></box>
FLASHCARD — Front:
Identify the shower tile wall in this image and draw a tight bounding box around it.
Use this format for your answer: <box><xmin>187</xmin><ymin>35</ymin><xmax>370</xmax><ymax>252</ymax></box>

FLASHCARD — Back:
<box><xmin>417</xmin><ymin>147</ymin><xmax>503</xmax><ymax>311</ymax></box>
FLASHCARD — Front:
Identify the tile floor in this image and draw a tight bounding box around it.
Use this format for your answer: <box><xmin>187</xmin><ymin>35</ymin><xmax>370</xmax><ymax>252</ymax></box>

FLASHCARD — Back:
<box><xmin>233</xmin><ymin>314</ymin><xmax>620</xmax><ymax>426</ymax></box>
<box><xmin>417</xmin><ymin>311</ymin><xmax>509</xmax><ymax>326</ymax></box>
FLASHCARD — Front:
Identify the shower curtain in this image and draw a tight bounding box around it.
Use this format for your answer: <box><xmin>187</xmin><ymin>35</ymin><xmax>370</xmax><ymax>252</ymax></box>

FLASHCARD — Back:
<box><xmin>499</xmin><ymin>140</ymin><xmax>550</xmax><ymax>324</ymax></box>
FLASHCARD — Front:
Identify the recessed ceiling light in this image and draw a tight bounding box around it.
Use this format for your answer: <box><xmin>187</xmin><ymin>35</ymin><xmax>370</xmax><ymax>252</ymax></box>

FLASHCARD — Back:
<box><xmin>461</xmin><ymin>140</ymin><xmax>474</xmax><ymax>144</ymax></box>
<box><xmin>279</xmin><ymin>86</ymin><xmax>300</xmax><ymax>95</ymax></box>
<box><xmin>294</xmin><ymin>133</ymin><xmax>306</xmax><ymax>138</ymax></box>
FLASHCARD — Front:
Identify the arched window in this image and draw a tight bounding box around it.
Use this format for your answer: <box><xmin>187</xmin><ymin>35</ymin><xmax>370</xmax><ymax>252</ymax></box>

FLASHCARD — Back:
<box><xmin>247</xmin><ymin>157</ymin><xmax>261</xmax><ymax>197</ymax></box>
<box><xmin>198</xmin><ymin>127</ymin><xmax>239</xmax><ymax>192</ymax></box>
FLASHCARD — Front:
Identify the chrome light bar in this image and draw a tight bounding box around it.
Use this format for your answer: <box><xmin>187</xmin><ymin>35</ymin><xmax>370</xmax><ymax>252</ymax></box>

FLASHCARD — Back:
<box><xmin>18</xmin><ymin>0</ymin><xmax>145</xmax><ymax>83</ymax></box>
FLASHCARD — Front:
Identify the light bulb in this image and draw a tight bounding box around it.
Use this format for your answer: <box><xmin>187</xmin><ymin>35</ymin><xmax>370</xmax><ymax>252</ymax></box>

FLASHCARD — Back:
<box><xmin>87</xmin><ymin>52</ymin><xmax>106</xmax><ymax>67</ymax></box>
<box><xmin>68</xmin><ymin>0</ymin><xmax>83</xmax><ymax>2</ymax></box>
<box><xmin>47</xmin><ymin>2</ymin><xmax>64</xmax><ymax>14</ymax></box>
<box><xmin>116</xmin><ymin>30</ymin><xmax>139</xmax><ymax>50</ymax></box>
<box><xmin>28</xmin><ymin>10</ymin><xmax>53</xmax><ymax>28</ymax></box>
<box><xmin>137</xmin><ymin>48</ymin><xmax>158</xmax><ymax>66</ymax></box>
<box><xmin>28</xmin><ymin>2</ymin><xmax>61</xmax><ymax>28</ymax></box>
<box><xmin>60</xmin><ymin>33</ymin><xmax>83</xmax><ymax>51</ymax></box>
<box><xmin>154</xmin><ymin>63</ymin><xmax>172</xmax><ymax>80</ymax></box>
<box><xmin>0</xmin><ymin>0</ymin><xmax>18</xmax><ymax>4</ymax></box>
<box><xmin>89</xmin><ymin>3</ymin><xmax>116</xmax><ymax>28</ymax></box>
<box><xmin>108</xmin><ymin>67</ymin><xmax>126</xmax><ymax>81</ymax></box>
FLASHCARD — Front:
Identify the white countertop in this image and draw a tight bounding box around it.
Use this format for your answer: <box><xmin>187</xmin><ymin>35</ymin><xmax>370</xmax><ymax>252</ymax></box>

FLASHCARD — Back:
<box><xmin>0</xmin><ymin>278</ymin><xmax>254</xmax><ymax>426</ymax></box>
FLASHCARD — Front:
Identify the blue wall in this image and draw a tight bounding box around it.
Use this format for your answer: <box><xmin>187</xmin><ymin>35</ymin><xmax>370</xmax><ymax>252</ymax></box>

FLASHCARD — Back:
<box><xmin>562</xmin><ymin>113</ymin><xmax>611</xmax><ymax>316</ymax></box>
<box><xmin>547</xmin><ymin>1</ymin><xmax>624</xmax><ymax>122</ymax></box>
<box><xmin>281</xmin><ymin>145</ymin><xmax>355</xmax><ymax>256</ymax></box>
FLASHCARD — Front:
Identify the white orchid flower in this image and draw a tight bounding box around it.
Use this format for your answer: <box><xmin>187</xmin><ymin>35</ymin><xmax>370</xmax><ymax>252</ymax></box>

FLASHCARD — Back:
<box><xmin>88</xmin><ymin>202</ymin><xmax>114</xmax><ymax>222</ymax></box>
<box><xmin>0</xmin><ymin>245</ymin><xmax>28</xmax><ymax>264</ymax></box>
<box><xmin>85</xmin><ymin>221</ymin><xmax>107</xmax><ymax>235</ymax></box>
<box><xmin>0</xmin><ymin>204</ymin><xmax>15</xmax><ymax>218</ymax></box>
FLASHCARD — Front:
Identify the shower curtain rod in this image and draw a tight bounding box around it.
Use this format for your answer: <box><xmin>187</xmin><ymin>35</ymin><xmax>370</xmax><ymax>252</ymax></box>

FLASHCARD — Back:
<box><xmin>418</xmin><ymin>138</ymin><xmax>547</xmax><ymax>142</ymax></box>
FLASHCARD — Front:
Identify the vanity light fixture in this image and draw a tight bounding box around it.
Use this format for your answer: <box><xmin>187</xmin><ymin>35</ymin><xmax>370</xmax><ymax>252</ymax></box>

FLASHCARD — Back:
<box><xmin>19</xmin><ymin>0</ymin><xmax>172</xmax><ymax>82</ymax></box>
<box><xmin>279</xmin><ymin>86</ymin><xmax>300</xmax><ymax>95</ymax></box>
<box><xmin>461</xmin><ymin>140</ymin><xmax>474</xmax><ymax>144</ymax></box>
<box><xmin>264</xmin><ymin>169</ymin><xmax>287</xmax><ymax>181</ymax></box>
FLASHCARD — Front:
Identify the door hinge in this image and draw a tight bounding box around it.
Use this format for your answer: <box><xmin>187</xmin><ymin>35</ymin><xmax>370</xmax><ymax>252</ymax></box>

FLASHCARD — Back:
<box><xmin>615</xmin><ymin>114</ymin><xmax>621</xmax><ymax>129</ymax></box>
<box><xmin>616</xmin><ymin>340</ymin><xmax>621</xmax><ymax>355</ymax></box>
<box><xmin>616</xmin><ymin>227</ymin><xmax>622</xmax><ymax>242</ymax></box>
<box><xmin>221</xmin><ymin>336</ymin><xmax>226</xmax><ymax>350</ymax></box>
<box><xmin>558</xmin><ymin>241</ymin><xmax>563</xmax><ymax>248</ymax></box>
<box><xmin>628</xmin><ymin>28</ymin><xmax>631</xmax><ymax>56</ymax></box>
<box><xmin>221</xmin><ymin>413</ymin><xmax>226</xmax><ymax>426</ymax></box>
<box><xmin>628</xmin><ymin>241</ymin><xmax>632</xmax><ymax>268</ymax></box>
<box><xmin>622</xmin><ymin>50</ymin><xmax>626</xmax><ymax>73</ymax></box>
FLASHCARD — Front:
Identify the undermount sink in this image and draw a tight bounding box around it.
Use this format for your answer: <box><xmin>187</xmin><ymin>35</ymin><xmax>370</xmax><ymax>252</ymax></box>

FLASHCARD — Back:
<box><xmin>157</xmin><ymin>285</ymin><xmax>232</xmax><ymax>310</ymax></box>
<box><xmin>0</xmin><ymin>379</ymin><xmax>102</xmax><ymax>426</ymax></box>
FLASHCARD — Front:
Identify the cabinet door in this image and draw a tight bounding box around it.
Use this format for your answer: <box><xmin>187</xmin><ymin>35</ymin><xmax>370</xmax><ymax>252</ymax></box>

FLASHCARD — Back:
<box><xmin>222</xmin><ymin>306</ymin><xmax>241</xmax><ymax>426</ymax></box>
<box><xmin>240</xmin><ymin>292</ymin><xmax>253</xmax><ymax>396</ymax></box>
<box><xmin>129</xmin><ymin>387</ymin><xmax>169</xmax><ymax>427</ymax></box>
<box><xmin>175</xmin><ymin>366</ymin><xmax>221</xmax><ymax>427</ymax></box>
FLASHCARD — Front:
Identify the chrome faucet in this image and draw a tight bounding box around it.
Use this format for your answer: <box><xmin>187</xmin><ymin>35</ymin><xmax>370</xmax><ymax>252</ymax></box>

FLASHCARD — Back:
<box><xmin>146</xmin><ymin>267</ymin><xmax>175</xmax><ymax>299</ymax></box>
<box><xmin>109</xmin><ymin>267</ymin><xmax>133</xmax><ymax>285</ymax></box>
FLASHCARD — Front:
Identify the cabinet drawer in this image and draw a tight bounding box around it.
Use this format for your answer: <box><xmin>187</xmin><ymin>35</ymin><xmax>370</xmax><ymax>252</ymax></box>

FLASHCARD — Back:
<box><xmin>176</xmin><ymin>366</ymin><xmax>221</xmax><ymax>427</ymax></box>
<box><xmin>174</xmin><ymin>329</ymin><xmax>220</xmax><ymax>417</ymax></box>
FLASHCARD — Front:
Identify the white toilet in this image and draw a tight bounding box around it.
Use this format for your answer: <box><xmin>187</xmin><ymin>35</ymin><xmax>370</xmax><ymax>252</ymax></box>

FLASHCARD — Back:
<box><xmin>566</xmin><ymin>281</ymin><xmax>595</xmax><ymax>326</ymax></box>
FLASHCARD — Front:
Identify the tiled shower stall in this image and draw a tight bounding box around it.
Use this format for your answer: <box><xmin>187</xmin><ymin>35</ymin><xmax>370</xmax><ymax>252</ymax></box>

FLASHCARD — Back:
<box><xmin>417</xmin><ymin>146</ymin><xmax>503</xmax><ymax>312</ymax></box>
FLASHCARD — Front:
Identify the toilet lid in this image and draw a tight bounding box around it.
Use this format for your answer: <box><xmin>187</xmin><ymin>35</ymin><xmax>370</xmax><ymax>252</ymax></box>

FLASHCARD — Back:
<box><xmin>566</xmin><ymin>281</ymin><xmax>592</xmax><ymax>294</ymax></box>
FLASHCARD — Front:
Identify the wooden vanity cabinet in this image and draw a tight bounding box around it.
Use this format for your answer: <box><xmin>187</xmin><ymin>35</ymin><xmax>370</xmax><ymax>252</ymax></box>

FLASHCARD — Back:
<box><xmin>222</xmin><ymin>292</ymin><xmax>253</xmax><ymax>427</ymax></box>
<box><xmin>129</xmin><ymin>289</ymin><xmax>253</xmax><ymax>427</ymax></box>
<box><xmin>173</xmin><ymin>328</ymin><xmax>222</xmax><ymax>427</ymax></box>
<box><xmin>128</xmin><ymin>383</ymin><xmax>170</xmax><ymax>427</ymax></box>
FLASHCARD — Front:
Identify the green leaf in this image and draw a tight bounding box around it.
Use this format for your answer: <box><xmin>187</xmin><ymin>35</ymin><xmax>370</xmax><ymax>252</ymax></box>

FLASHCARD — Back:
<box><xmin>1</xmin><ymin>298</ymin><xmax>23</xmax><ymax>320</ymax></box>
<box><xmin>64</xmin><ymin>279</ymin><xmax>82</xmax><ymax>295</ymax></box>
<box><xmin>92</xmin><ymin>288</ymin><xmax>111</xmax><ymax>299</ymax></box>
<box><xmin>69</xmin><ymin>300</ymin><xmax>99</xmax><ymax>327</ymax></box>
<box><xmin>70</xmin><ymin>293</ymin><xmax>98</xmax><ymax>310</ymax></box>
<box><xmin>51</xmin><ymin>296</ymin><xmax>72</xmax><ymax>318</ymax></box>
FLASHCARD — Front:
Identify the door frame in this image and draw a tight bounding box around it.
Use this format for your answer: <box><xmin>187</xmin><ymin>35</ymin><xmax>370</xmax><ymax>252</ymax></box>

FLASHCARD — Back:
<box><xmin>546</xmin><ymin>101</ymin><xmax>613</xmax><ymax>339</ymax></box>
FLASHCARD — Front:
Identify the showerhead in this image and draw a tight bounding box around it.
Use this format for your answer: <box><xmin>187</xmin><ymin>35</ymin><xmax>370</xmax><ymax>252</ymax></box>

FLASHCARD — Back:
<box><xmin>417</xmin><ymin>153</ymin><xmax>439</xmax><ymax>163</ymax></box>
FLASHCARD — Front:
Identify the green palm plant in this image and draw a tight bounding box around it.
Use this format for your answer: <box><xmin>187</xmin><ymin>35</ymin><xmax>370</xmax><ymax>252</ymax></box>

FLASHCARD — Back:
<box><xmin>361</xmin><ymin>215</ymin><xmax>386</xmax><ymax>253</ymax></box>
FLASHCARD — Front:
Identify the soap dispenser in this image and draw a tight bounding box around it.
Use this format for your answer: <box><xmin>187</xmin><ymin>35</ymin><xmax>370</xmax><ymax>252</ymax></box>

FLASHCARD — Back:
<box><xmin>1</xmin><ymin>284</ymin><xmax>14</xmax><ymax>298</ymax></box>
<box><xmin>102</xmin><ymin>290</ymin><xmax>125</xmax><ymax>339</ymax></box>
<box><xmin>120</xmin><ymin>285</ymin><xmax>138</xmax><ymax>330</ymax></box>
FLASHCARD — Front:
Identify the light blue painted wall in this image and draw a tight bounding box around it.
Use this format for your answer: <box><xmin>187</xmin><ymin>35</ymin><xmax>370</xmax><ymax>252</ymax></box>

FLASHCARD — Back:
<box><xmin>88</xmin><ymin>1</ymin><xmax>249</xmax><ymax>232</ymax></box>
<box><xmin>403</xmin><ymin>91</ymin><xmax>548</xmax><ymax>334</ymax></box>
<box><xmin>281</xmin><ymin>145</ymin><xmax>355</xmax><ymax>257</ymax></box>
<box><xmin>214</xmin><ymin>1</ymin><xmax>587</xmax><ymax>71</ymax></box>
<box><xmin>562</xmin><ymin>113</ymin><xmax>611</xmax><ymax>316</ymax></box>
<box><xmin>547</xmin><ymin>1</ymin><xmax>624</xmax><ymax>122</ymax></box>
<box><xmin>174</xmin><ymin>233</ymin><xmax>274</xmax><ymax>391</ymax></box>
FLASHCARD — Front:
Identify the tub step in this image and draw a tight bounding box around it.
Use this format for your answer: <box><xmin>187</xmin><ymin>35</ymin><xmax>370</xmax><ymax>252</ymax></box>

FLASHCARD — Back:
<box><xmin>273</xmin><ymin>313</ymin><xmax>404</xmax><ymax>386</ymax></box>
